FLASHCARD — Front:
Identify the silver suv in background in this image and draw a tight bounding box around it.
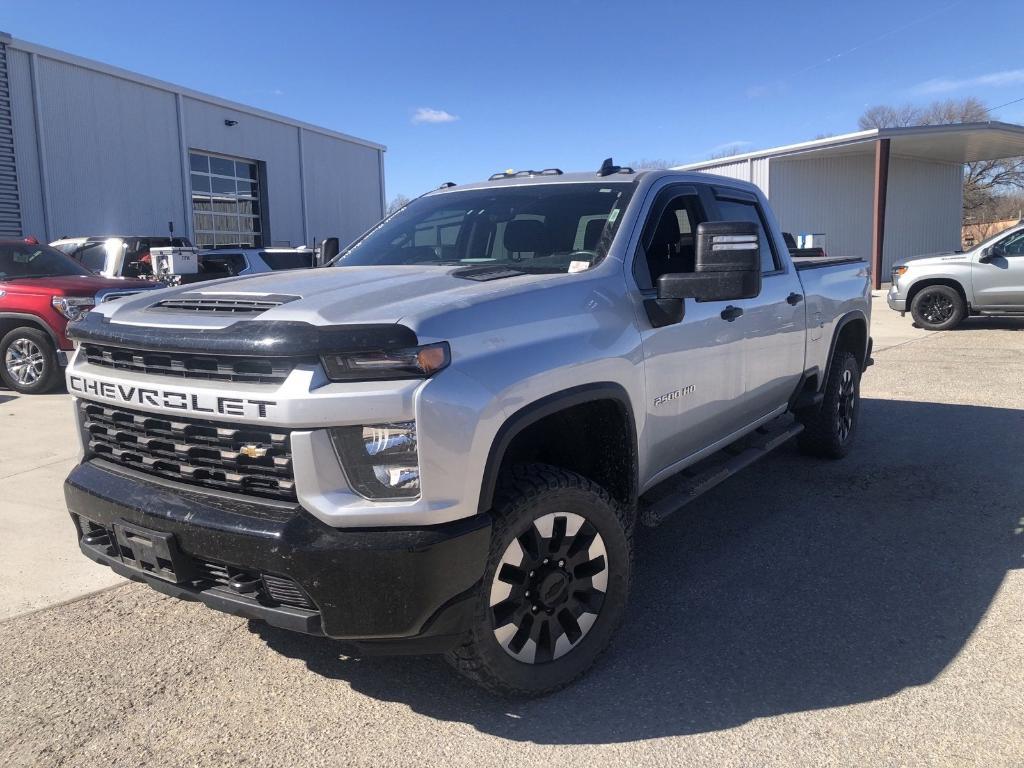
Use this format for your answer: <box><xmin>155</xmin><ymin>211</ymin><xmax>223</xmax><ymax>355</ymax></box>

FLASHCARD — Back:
<box><xmin>887</xmin><ymin>221</ymin><xmax>1024</xmax><ymax>330</ymax></box>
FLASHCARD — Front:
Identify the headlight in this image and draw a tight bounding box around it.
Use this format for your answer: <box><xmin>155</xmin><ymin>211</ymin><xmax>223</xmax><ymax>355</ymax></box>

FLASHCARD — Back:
<box><xmin>51</xmin><ymin>296</ymin><xmax>95</xmax><ymax>321</ymax></box>
<box><xmin>330</xmin><ymin>422</ymin><xmax>420</xmax><ymax>499</ymax></box>
<box><xmin>891</xmin><ymin>265</ymin><xmax>908</xmax><ymax>284</ymax></box>
<box><xmin>320</xmin><ymin>341</ymin><xmax>449</xmax><ymax>382</ymax></box>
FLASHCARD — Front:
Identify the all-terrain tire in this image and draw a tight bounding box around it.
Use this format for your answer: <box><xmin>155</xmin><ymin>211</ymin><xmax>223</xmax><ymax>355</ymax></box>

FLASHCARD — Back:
<box><xmin>910</xmin><ymin>285</ymin><xmax>965</xmax><ymax>331</ymax></box>
<box><xmin>0</xmin><ymin>327</ymin><xmax>61</xmax><ymax>394</ymax></box>
<box><xmin>797</xmin><ymin>350</ymin><xmax>860</xmax><ymax>459</ymax></box>
<box><xmin>445</xmin><ymin>463</ymin><xmax>633</xmax><ymax>697</ymax></box>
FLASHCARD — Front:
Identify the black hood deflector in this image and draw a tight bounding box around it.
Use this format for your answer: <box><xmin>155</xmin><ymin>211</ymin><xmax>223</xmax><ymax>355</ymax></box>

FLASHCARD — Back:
<box><xmin>67</xmin><ymin>312</ymin><xmax>419</xmax><ymax>357</ymax></box>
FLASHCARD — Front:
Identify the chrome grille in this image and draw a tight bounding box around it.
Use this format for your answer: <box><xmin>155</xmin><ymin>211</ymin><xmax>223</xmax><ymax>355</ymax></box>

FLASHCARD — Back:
<box><xmin>80</xmin><ymin>401</ymin><xmax>296</xmax><ymax>501</ymax></box>
<box><xmin>151</xmin><ymin>293</ymin><xmax>298</xmax><ymax>314</ymax></box>
<box><xmin>80</xmin><ymin>343</ymin><xmax>302</xmax><ymax>384</ymax></box>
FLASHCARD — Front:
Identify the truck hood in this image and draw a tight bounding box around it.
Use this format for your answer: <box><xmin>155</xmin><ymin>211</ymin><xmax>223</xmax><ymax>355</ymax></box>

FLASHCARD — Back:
<box><xmin>91</xmin><ymin>265</ymin><xmax>564</xmax><ymax>330</ymax></box>
<box><xmin>0</xmin><ymin>275</ymin><xmax>156</xmax><ymax>296</ymax></box>
<box><xmin>898</xmin><ymin>251</ymin><xmax>969</xmax><ymax>268</ymax></box>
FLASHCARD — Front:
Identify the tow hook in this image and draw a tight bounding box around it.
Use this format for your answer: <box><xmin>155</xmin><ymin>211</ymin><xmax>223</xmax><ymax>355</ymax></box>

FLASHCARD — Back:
<box><xmin>228</xmin><ymin>573</ymin><xmax>262</xmax><ymax>594</ymax></box>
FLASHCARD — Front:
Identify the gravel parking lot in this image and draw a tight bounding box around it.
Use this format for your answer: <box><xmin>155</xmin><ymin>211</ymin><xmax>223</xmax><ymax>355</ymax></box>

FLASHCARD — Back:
<box><xmin>1</xmin><ymin>296</ymin><xmax>1021</xmax><ymax>767</ymax></box>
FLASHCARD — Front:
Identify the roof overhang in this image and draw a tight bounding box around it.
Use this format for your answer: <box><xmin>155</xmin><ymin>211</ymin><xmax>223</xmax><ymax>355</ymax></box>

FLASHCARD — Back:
<box><xmin>677</xmin><ymin>122</ymin><xmax>1024</xmax><ymax>168</ymax></box>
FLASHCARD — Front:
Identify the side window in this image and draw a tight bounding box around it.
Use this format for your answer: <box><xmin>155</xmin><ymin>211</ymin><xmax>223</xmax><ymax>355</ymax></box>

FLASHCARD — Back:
<box><xmin>999</xmin><ymin>230</ymin><xmax>1024</xmax><ymax>256</ymax></box>
<box><xmin>635</xmin><ymin>193</ymin><xmax>706</xmax><ymax>289</ymax></box>
<box><xmin>78</xmin><ymin>244</ymin><xmax>108</xmax><ymax>273</ymax></box>
<box><xmin>714</xmin><ymin>197</ymin><xmax>779</xmax><ymax>273</ymax></box>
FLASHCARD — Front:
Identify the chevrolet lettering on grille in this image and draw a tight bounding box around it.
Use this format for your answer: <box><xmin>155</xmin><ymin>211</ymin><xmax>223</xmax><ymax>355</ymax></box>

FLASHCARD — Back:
<box><xmin>68</xmin><ymin>374</ymin><xmax>278</xmax><ymax>419</ymax></box>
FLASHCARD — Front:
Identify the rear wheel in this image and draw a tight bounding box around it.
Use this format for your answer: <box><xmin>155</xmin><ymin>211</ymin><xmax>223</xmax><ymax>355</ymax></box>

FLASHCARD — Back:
<box><xmin>910</xmin><ymin>285</ymin><xmax>964</xmax><ymax>330</ymax></box>
<box><xmin>797</xmin><ymin>350</ymin><xmax>860</xmax><ymax>459</ymax></box>
<box><xmin>0</xmin><ymin>327</ymin><xmax>61</xmax><ymax>394</ymax></box>
<box><xmin>446</xmin><ymin>464</ymin><xmax>632</xmax><ymax>696</ymax></box>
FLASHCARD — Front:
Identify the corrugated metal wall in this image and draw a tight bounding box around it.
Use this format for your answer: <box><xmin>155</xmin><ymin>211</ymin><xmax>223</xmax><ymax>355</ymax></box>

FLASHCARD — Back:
<box><xmin>5</xmin><ymin>48</ymin><xmax>44</xmax><ymax>238</ymax></box>
<box><xmin>764</xmin><ymin>153</ymin><xmax>962</xmax><ymax>276</ymax></box>
<box><xmin>693</xmin><ymin>157</ymin><xmax>770</xmax><ymax>194</ymax></box>
<box><xmin>302</xmin><ymin>129</ymin><xmax>383</xmax><ymax>247</ymax></box>
<box><xmin>0</xmin><ymin>42</ymin><xmax>20</xmax><ymax>236</ymax></box>
<box><xmin>884</xmin><ymin>157</ymin><xmax>962</xmax><ymax>272</ymax></box>
<box><xmin>37</xmin><ymin>57</ymin><xmax>184</xmax><ymax>238</ymax></box>
<box><xmin>3</xmin><ymin>38</ymin><xmax>384</xmax><ymax>245</ymax></box>
<box><xmin>769</xmin><ymin>155</ymin><xmax>875</xmax><ymax>263</ymax></box>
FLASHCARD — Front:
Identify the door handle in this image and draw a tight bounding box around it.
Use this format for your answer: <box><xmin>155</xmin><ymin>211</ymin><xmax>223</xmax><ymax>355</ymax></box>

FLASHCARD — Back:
<box><xmin>721</xmin><ymin>305</ymin><xmax>744</xmax><ymax>322</ymax></box>
<box><xmin>787</xmin><ymin>292</ymin><xmax>803</xmax><ymax>305</ymax></box>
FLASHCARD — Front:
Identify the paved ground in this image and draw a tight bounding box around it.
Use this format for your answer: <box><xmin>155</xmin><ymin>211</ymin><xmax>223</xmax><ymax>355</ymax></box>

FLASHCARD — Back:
<box><xmin>0</xmin><ymin>391</ymin><xmax>121</xmax><ymax>620</ymax></box>
<box><xmin>1</xmin><ymin>295</ymin><xmax>1021</xmax><ymax>767</ymax></box>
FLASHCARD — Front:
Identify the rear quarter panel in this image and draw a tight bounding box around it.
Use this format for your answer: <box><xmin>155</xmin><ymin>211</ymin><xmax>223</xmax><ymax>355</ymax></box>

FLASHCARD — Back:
<box><xmin>795</xmin><ymin>259</ymin><xmax>872</xmax><ymax>375</ymax></box>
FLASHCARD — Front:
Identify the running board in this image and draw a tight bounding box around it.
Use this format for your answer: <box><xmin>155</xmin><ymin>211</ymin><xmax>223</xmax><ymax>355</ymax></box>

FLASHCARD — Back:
<box><xmin>638</xmin><ymin>417</ymin><xmax>804</xmax><ymax>527</ymax></box>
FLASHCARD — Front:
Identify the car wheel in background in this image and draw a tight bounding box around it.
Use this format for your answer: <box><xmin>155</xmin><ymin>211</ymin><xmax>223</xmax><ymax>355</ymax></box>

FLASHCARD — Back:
<box><xmin>910</xmin><ymin>285</ymin><xmax>965</xmax><ymax>331</ymax></box>
<box><xmin>0</xmin><ymin>327</ymin><xmax>61</xmax><ymax>394</ymax></box>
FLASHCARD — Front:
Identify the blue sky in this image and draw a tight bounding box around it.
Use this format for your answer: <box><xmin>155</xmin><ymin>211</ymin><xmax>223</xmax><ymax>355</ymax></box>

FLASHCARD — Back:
<box><xmin>3</xmin><ymin>0</ymin><xmax>1024</xmax><ymax>201</ymax></box>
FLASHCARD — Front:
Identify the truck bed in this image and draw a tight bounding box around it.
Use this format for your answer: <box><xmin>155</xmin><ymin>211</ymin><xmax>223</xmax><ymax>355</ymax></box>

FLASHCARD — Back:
<box><xmin>792</xmin><ymin>255</ymin><xmax>865</xmax><ymax>270</ymax></box>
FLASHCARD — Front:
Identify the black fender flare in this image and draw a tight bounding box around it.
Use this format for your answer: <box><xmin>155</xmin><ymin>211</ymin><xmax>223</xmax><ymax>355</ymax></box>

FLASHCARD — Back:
<box><xmin>822</xmin><ymin>309</ymin><xmax>870</xmax><ymax>389</ymax></box>
<box><xmin>476</xmin><ymin>382</ymin><xmax>639</xmax><ymax>514</ymax></box>
<box><xmin>0</xmin><ymin>311</ymin><xmax>63</xmax><ymax>350</ymax></box>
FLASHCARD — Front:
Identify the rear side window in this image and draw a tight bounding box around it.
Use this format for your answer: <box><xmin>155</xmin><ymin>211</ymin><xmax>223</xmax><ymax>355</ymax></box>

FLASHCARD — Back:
<box><xmin>77</xmin><ymin>243</ymin><xmax>108</xmax><ymax>273</ymax></box>
<box><xmin>260</xmin><ymin>251</ymin><xmax>315</xmax><ymax>270</ymax></box>
<box><xmin>200</xmin><ymin>253</ymin><xmax>247</xmax><ymax>276</ymax></box>
<box><xmin>715</xmin><ymin>197</ymin><xmax>779</xmax><ymax>273</ymax></box>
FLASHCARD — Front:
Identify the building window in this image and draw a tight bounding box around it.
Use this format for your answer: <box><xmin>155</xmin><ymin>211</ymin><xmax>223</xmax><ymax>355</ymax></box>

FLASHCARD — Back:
<box><xmin>189</xmin><ymin>151</ymin><xmax>265</xmax><ymax>247</ymax></box>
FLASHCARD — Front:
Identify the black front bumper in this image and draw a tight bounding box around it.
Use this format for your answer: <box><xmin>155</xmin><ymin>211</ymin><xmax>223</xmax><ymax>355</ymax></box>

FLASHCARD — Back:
<box><xmin>65</xmin><ymin>460</ymin><xmax>491</xmax><ymax>652</ymax></box>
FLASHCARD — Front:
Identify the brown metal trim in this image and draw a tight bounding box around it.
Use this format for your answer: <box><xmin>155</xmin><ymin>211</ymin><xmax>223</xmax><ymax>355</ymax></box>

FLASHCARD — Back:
<box><xmin>871</xmin><ymin>138</ymin><xmax>891</xmax><ymax>290</ymax></box>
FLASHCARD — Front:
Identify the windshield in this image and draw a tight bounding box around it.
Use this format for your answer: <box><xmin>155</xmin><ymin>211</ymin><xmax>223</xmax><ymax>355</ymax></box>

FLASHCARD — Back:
<box><xmin>332</xmin><ymin>182</ymin><xmax>635</xmax><ymax>273</ymax></box>
<box><xmin>0</xmin><ymin>242</ymin><xmax>92</xmax><ymax>280</ymax></box>
<box><xmin>970</xmin><ymin>224</ymin><xmax>1023</xmax><ymax>252</ymax></box>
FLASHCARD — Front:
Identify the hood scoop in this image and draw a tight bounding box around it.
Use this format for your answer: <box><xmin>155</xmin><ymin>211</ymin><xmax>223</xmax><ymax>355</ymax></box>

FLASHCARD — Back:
<box><xmin>151</xmin><ymin>292</ymin><xmax>300</xmax><ymax>315</ymax></box>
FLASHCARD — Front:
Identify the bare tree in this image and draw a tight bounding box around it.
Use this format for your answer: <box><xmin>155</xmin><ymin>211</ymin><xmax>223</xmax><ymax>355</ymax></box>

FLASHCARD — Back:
<box><xmin>386</xmin><ymin>194</ymin><xmax>411</xmax><ymax>216</ymax></box>
<box><xmin>707</xmin><ymin>145</ymin><xmax>748</xmax><ymax>160</ymax></box>
<box><xmin>857</xmin><ymin>97</ymin><xmax>1024</xmax><ymax>221</ymax></box>
<box><xmin>627</xmin><ymin>158</ymin><xmax>681</xmax><ymax>170</ymax></box>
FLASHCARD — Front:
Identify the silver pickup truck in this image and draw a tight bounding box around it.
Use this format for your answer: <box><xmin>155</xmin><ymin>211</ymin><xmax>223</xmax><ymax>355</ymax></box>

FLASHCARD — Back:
<box><xmin>62</xmin><ymin>163</ymin><xmax>872</xmax><ymax>695</ymax></box>
<box><xmin>887</xmin><ymin>221</ymin><xmax>1024</xmax><ymax>329</ymax></box>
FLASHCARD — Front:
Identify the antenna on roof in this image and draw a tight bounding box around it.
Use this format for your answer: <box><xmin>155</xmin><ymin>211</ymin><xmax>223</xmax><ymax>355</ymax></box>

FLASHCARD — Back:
<box><xmin>597</xmin><ymin>157</ymin><xmax>634</xmax><ymax>176</ymax></box>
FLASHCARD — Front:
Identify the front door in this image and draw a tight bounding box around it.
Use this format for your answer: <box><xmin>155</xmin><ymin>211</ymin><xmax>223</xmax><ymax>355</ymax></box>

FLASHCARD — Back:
<box><xmin>971</xmin><ymin>228</ymin><xmax>1024</xmax><ymax>309</ymax></box>
<box><xmin>632</xmin><ymin>184</ymin><xmax>749</xmax><ymax>483</ymax></box>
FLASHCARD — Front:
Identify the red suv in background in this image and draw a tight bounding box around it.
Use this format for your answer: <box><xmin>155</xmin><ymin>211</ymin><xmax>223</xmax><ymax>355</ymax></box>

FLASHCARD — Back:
<box><xmin>0</xmin><ymin>239</ymin><xmax>158</xmax><ymax>394</ymax></box>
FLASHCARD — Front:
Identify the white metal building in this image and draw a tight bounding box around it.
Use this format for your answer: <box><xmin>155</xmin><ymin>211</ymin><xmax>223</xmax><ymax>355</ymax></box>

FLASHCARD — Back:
<box><xmin>676</xmin><ymin>123</ymin><xmax>1024</xmax><ymax>286</ymax></box>
<box><xmin>0</xmin><ymin>33</ymin><xmax>386</xmax><ymax>248</ymax></box>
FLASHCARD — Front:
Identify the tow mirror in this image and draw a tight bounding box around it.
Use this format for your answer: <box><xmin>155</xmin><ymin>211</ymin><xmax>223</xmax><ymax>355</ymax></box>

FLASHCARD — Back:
<box><xmin>659</xmin><ymin>220</ymin><xmax>761</xmax><ymax>299</ymax></box>
<box><xmin>320</xmin><ymin>237</ymin><xmax>340</xmax><ymax>265</ymax></box>
<box><xmin>644</xmin><ymin>221</ymin><xmax>762</xmax><ymax>328</ymax></box>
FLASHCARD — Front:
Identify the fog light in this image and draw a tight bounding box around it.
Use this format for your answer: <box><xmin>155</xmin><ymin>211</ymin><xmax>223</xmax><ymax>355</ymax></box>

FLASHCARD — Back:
<box><xmin>330</xmin><ymin>422</ymin><xmax>420</xmax><ymax>499</ymax></box>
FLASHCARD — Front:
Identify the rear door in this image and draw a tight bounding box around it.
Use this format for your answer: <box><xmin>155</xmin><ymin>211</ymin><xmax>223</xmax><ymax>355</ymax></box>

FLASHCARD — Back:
<box><xmin>971</xmin><ymin>228</ymin><xmax>1024</xmax><ymax>308</ymax></box>
<box><xmin>709</xmin><ymin>187</ymin><xmax>806</xmax><ymax>425</ymax></box>
<box><xmin>631</xmin><ymin>182</ymin><xmax>749</xmax><ymax>481</ymax></box>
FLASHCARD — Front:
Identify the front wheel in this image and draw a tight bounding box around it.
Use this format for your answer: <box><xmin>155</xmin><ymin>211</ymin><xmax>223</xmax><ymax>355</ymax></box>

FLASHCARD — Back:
<box><xmin>0</xmin><ymin>327</ymin><xmax>61</xmax><ymax>394</ymax></box>
<box><xmin>797</xmin><ymin>350</ymin><xmax>861</xmax><ymax>459</ymax></box>
<box><xmin>446</xmin><ymin>464</ymin><xmax>633</xmax><ymax>696</ymax></box>
<box><xmin>910</xmin><ymin>285</ymin><xmax>964</xmax><ymax>330</ymax></box>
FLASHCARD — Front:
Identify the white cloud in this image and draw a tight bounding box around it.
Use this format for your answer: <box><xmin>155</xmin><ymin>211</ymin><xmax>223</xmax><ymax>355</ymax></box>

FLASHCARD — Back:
<box><xmin>703</xmin><ymin>140</ymin><xmax>752</xmax><ymax>156</ymax></box>
<box><xmin>915</xmin><ymin>69</ymin><xmax>1024</xmax><ymax>95</ymax></box>
<box><xmin>412</xmin><ymin>107</ymin><xmax>459</xmax><ymax>125</ymax></box>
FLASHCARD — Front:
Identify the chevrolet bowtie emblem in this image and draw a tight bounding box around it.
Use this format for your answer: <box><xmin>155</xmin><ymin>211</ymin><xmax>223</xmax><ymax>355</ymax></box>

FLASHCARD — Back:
<box><xmin>239</xmin><ymin>444</ymin><xmax>269</xmax><ymax>459</ymax></box>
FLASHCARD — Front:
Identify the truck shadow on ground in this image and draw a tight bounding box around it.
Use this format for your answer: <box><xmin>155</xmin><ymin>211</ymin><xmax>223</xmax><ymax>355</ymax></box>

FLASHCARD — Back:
<box><xmin>953</xmin><ymin>317</ymin><xmax>1024</xmax><ymax>331</ymax></box>
<box><xmin>255</xmin><ymin>398</ymin><xmax>1023</xmax><ymax>744</ymax></box>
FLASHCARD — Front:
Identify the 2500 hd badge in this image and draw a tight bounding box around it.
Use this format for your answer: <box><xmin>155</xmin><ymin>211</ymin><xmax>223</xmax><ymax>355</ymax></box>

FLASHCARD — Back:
<box><xmin>68</xmin><ymin>375</ymin><xmax>277</xmax><ymax>418</ymax></box>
